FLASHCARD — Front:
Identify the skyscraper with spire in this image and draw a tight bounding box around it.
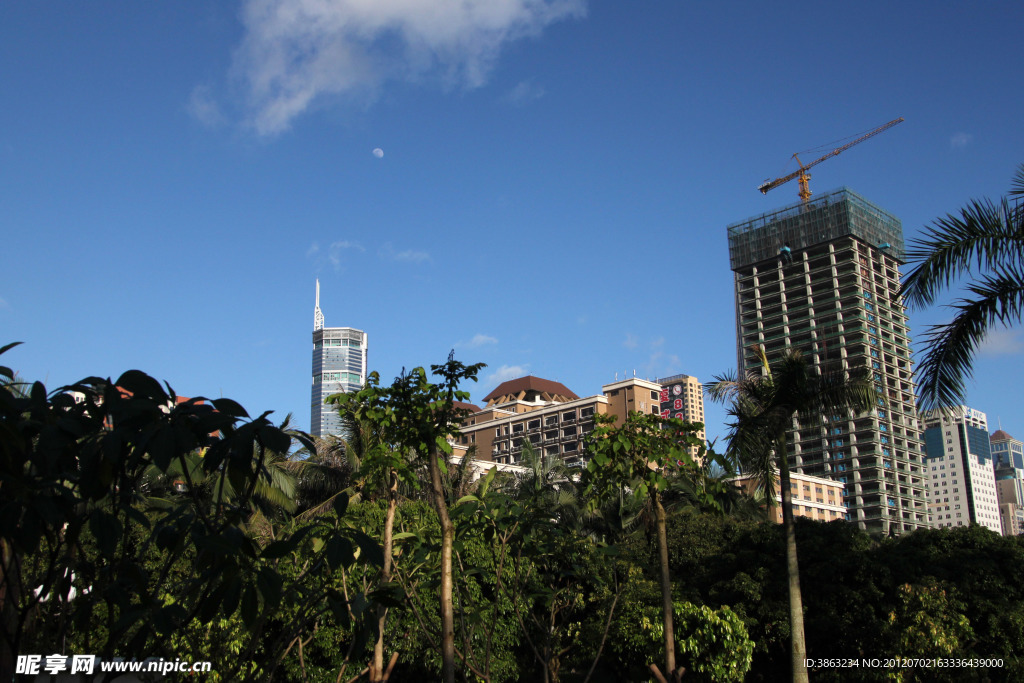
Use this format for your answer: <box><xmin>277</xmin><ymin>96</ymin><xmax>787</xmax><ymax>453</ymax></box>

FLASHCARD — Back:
<box><xmin>310</xmin><ymin>279</ymin><xmax>367</xmax><ymax>437</ymax></box>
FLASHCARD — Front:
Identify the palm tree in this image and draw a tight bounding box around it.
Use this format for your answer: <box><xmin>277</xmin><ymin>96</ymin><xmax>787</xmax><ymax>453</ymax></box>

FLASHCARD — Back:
<box><xmin>901</xmin><ymin>162</ymin><xmax>1024</xmax><ymax>411</ymax></box>
<box><xmin>707</xmin><ymin>347</ymin><xmax>875</xmax><ymax>683</ymax></box>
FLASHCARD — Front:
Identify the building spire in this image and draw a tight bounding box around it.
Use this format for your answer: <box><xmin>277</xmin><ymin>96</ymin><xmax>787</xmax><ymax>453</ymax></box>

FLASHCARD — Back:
<box><xmin>314</xmin><ymin>279</ymin><xmax>324</xmax><ymax>331</ymax></box>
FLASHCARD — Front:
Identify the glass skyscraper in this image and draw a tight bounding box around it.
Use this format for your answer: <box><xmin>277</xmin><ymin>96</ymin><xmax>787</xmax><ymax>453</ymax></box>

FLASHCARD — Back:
<box><xmin>310</xmin><ymin>279</ymin><xmax>367</xmax><ymax>437</ymax></box>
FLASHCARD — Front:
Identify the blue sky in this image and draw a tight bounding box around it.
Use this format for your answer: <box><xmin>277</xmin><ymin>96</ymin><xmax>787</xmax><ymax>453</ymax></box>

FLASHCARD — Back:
<box><xmin>3</xmin><ymin>1</ymin><xmax>1023</xmax><ymax>443</ymax></box>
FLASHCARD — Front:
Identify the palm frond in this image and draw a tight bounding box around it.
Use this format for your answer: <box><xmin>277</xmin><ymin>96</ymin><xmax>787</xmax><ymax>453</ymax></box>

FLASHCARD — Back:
<box><xmin>902</xmin><ymin>197</ymin><xmax>1022</xmax><ymax>309</ymax></box>
<box><xmin>915</xmin><ymin>267</ymin><xmax>1024</xmax><ymax>411</ymax></box>
<box><xmin>1010</xmin><ymin>162</ymin><xmax>1024</xmax><ymax>200</ymax></box>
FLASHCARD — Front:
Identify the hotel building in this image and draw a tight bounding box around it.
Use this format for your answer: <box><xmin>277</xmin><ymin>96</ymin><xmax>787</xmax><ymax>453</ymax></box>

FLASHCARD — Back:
<box><xmin>454</xmin><ymin>375</ymin><xmax>666</xmax><ymax>469</ymax></box>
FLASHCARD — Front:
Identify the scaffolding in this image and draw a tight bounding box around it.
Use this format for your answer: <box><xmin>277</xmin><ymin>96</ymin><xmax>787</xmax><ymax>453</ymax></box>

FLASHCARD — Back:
<box><xmin>727</xmin><ymin>187</ymin><xmax>905</xmax><ymax>270</ymax></box>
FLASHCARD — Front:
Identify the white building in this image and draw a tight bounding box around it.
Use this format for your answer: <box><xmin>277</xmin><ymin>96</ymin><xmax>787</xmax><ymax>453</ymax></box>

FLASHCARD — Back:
<box><xmin>922</xmin><ymin>406</ymin><xmax>1001</xmax><ymax>534</ymax></box>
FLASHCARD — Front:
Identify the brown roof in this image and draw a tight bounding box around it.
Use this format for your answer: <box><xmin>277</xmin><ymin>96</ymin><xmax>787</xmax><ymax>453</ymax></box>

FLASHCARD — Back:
<box><xmin>482</xmin><ymin>375</ymin><xmax>578</xmax><ymax>404</ymax></box>
<box><xmin>991</xmin><ymin>429</ymin><xmax>1014</xmax><ymax>441</ymax></box>
<box><xmin>452</xmin><ymin>400</ymin><xmax>481</xmax><ymax>413</ymax></box>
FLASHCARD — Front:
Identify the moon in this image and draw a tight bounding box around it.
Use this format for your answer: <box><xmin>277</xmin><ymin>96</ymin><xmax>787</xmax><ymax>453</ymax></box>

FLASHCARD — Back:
<box><xmin>372</xmin><ymin>148</ymin><xmax>384</xmax><ymax>158</ymax></box>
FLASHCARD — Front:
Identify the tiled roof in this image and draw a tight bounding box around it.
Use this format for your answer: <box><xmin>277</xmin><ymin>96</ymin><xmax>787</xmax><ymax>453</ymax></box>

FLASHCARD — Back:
<box><xmin>482</xmin><ymin>375</ymin><xmax>578</xmax><ymax>404</ymax></box>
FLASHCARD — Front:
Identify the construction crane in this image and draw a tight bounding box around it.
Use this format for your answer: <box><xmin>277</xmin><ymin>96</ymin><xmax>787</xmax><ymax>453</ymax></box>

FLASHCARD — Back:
<box><xmin>758</xmin><ymin>117</ymin><xmax>904</xmax><ymax>203</ymax></box>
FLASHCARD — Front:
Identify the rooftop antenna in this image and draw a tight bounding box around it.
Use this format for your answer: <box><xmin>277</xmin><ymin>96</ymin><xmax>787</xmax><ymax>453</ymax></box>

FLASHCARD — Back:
<box><xmin>314</xmin><ymin>279</ymin><xmax>325</xmax><ymax>331</ymax></box>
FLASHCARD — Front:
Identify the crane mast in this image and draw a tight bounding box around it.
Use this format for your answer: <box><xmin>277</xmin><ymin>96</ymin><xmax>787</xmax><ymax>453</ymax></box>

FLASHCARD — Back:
<box><xmin>758</xmin><ymin>117</ymin><xmax>904</xmax><ymax>203</ymax></box>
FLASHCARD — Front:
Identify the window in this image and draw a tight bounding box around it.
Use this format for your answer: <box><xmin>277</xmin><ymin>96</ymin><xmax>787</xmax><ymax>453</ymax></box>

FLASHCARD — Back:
<box><xmin>512</xmin><ymin>424</ymin><xmax>524</xmax><ymax>434</ymax></box>
<box><xmin>651</xmin><ymin>390</ymin><xmax>659</xmax><ymax>400</ymax></box>
<box><xmin>580</xmin><ymin>407</ymin><xmax>595</xmax><ymax>418</ymax></box>
<box><xmin>527</xmin><ymin>419</ymin><xmax>540</xmax><ymax>430</ymax></box>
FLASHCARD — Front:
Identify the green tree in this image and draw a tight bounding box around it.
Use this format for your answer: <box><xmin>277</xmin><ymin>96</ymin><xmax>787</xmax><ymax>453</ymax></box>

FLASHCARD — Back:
<box><xmin>0</xmin><ymin>343</ymin><xmax>382</xmax><ymax>681</ymax></box>
<box><xmin>346</xmin><ymin>354</ymin><xmax>484</xmax><ymax>683</ymax></box>
<box><xmin>883</xmin><ymin>579</ymin><xmax>974</xmax><ymax>682</ymax></box>
<box><xmin>901</xmin><ymin>162</ymin><xmax>1024</xmax><ymax>410</ymax></box>
<box><xmin>583</xmin><ymin>411</ymin><xmax>708</xmax><ymax>683</ymax></box>
<box><xmin>327</xmin><ymin>379</ymin><xmax>419</xmax><ymax>683</ymax></box>
<box><xmin>707</xmin><ymin>346</ymin><xmax>875</xmax><ymax>683</ymax></box>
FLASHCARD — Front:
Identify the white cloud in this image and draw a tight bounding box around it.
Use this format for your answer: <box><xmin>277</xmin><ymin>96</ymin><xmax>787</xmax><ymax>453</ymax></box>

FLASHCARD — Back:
<box><xmin>623</xmin><ymin>333</ymin><xmax>638</xmax><ymax>349</ymax></box>
<box><xmin>950</xmin><ymin>132</ymin><xmax>973</xmax><ymax>149</ymax></box>
<box><xmin>187</xmin><ymin>85</ymin><xmax>225</xmax><ymax>127</ymax></box>
<box><xmin>458</xmin><ymin>333</ymin><xmax>498</xmax><ymax>349</ymax></box>
<box><xmin>394</xmin><ymin>249</ymin><xmax>431</xmax><ymax>263</ymax></box>
<box><xmin>306</xmin><ymin>242</ymin><xmax>320</xmax><ymax>258</ymax></box>
<box><xmin>0</xmin><ymin>296</ymin><xmax>9</xmax><ymax>310</ymax></box>
<box><xmin>504</xmin><ymin>79</ymin><xmax>544</xmax><ymax>106</ymax></box>
<box><xmin>979</xmin><ymin>328</ymin><xmax>1024</xmax><ymax>356</ymax></box>
<box><xmin>484</xmin><ymin>364</ymin><xmax>529</xmax><ymax>387</ymax></box>
<box><xmin>328</xmin><ymin>240</ymin><xmax>365</xmax><ymax>269</ymax></box>
<box><xmin>233</xmin><ymin>0</ymin><xmax>587</xmax><ymax>135</ymax></box>
<box><xmin>380</xmin><ymin>242</ymin><xmax>430</xmax><ymax>263</ymax></box>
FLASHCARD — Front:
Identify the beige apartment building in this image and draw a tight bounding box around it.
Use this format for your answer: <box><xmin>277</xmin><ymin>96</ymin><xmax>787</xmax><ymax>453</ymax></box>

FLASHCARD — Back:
<box><xmin>453</xmin><ymin>375</ymin><xmax>667</xmax><ymax>469</ymax></box>
<box><xmin>655</xmin><ymin>373</ymin><xmax>706</xmax><ymax>456</ymax></box>
<box><xmin>734</xmin><ymin>470</ymin><xmax>848</xmax><ymax>523</ymax></box>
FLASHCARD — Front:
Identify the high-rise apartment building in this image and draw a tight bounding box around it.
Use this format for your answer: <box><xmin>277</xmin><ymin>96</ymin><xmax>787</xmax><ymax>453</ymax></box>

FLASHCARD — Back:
<box><xmin>310</xmin><ymin>280</ymin><xmax>367</xmax><ymax>438</ymax></box>
<box><xmin>921</xmin><ymin>406</ymin><xmax>1001</xmax><ymax>533</ymax></box>
<box><xmin>655</xmin><ymin>374</ymin><xmax>705</xmax><ymax>457</ymax></box>
<box><xmin>727</xmin><ymin>188</ymin><xmax>929</xmax><ymax>534</ymax></box>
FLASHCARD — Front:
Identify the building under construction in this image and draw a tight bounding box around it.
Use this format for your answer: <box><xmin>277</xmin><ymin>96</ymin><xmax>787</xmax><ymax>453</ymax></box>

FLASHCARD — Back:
<box><xmin>727</xmin><ymin>188</ymin><xmax>929</xmax><ymax>535</ymax></box>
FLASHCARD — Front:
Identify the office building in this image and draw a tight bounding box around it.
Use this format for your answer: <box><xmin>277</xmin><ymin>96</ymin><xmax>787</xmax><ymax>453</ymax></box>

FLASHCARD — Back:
<box><xmin>310</xmin><ymin>280</ymin><xmax>368</xmax><ymax>437</ymax></box>
<box><xmin>727</xmin><ymin>188</ymin><xmax>929</xmax><ymax>534</ymax></box>
<box><xmin>454</xmin><ymin>375</ymin><xmax>664</xmax><ymax>469</ymax></box>
<box><xmin>990</xmin><ymin>429</ymin><xmax>1024</xmax><ymax>469</ymax></box>
<box><xmin>992</xmin><ymin>430</ymin><xmax>1024</xmax><ymax>535</ymax></box>
<box><xmin>921</xmin><ymin>406</ymin><xmax>1001</xmax><ymax>533</ymax></box>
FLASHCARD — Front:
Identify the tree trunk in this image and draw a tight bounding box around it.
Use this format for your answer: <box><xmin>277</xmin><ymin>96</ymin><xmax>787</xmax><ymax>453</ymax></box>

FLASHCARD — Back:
<box><xmin>0</xmin><ymin>538</ymin><xmax>20</xmax><ymax>683</ymax></box>
<box><xmin>776</xmin><ymin>438</ymin><xmax>808</xmax><ymax>683</ymax></box>
<box><xmin>371</xmin><ymin>470</ymin><xmax>398</xmax><ymax>682</ymax></box>
<box><xmin>654</xmin><ymin>494</ymin><xmax>679</xmax><ymax>682</ymax></box>
<box><xmin>427</xmin><ymin>450</ymin><xmax>456</xmax><ymax>683</ymax></box>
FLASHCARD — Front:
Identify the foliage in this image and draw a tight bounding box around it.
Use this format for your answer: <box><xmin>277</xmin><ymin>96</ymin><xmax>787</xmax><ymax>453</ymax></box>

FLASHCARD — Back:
<box><xmin>883</xmin><ymin>579</ymin><xmax>974</xmax><ymax>682</ymax></box>
<box><xmin>8</xmin><ymin>342</ymin><xmax>1024</xmax><ymax>682</ymax></box>
<box><xmin>0</xmin><ymin>343</ymin><xmax>383</xmax><ymax>682</ymax></box>
<box><xmin>604</xmin><ymin>571</ymin><xmax>753</xmax><ymax>683</ymax></box>
<box><xmin>674</xmin><ymin>601</ymin><xmax>754</xmax><ymax>682</ymax></box>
